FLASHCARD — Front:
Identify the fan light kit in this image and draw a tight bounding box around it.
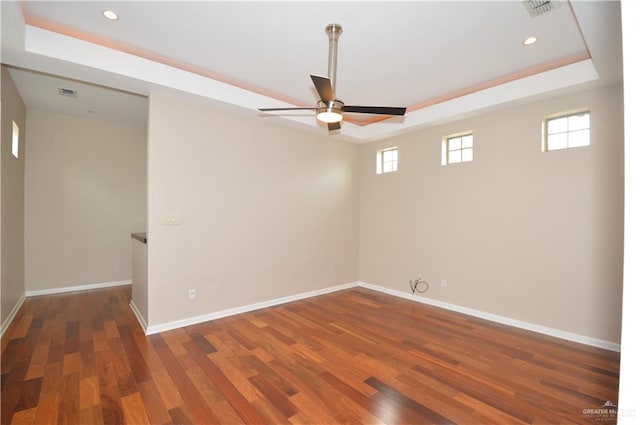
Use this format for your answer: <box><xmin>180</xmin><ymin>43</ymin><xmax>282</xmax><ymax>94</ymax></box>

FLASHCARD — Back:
<box><xmin>316</xmin><ymin>100</ymin><xmax>344</xmax><ymax>123</ymax></box>
<box><xmin>259</xmin><ymin>24</ymin><xmax>406</xmax><ymax>132</ymax></box>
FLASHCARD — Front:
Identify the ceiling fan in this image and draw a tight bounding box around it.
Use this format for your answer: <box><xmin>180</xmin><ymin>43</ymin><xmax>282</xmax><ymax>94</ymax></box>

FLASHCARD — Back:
<box><xmin>258</xmin><ymin>24</ymin><xmax>407</xmax><ymax>132</ymax></box>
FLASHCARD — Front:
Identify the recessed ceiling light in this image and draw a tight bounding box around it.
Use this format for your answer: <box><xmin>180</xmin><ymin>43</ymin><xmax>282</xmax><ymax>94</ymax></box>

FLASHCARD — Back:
<box><xmin>102</xmin><ymin>10</ymin><xmax>119</xmax><ymax>20</ymax></box>
<box><xmin>523</xmin><ymin>36</ymin><xmax>538</xmax><ymax>46</ymax></box>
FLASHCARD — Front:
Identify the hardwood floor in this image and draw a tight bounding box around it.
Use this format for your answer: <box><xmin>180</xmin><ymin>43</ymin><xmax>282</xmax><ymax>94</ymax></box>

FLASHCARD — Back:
<box><xmin>1</xmin><ymin>286</ymin><xmax>620</xmax><ymax>424</ymax></box>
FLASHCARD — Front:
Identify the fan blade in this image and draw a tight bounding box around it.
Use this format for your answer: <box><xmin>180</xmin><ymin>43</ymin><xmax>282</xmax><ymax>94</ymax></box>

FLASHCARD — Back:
<box><xmin>310</xmin><ymin>75</ymin><xmax>335</xmax><ymax>103</ymax></box>
<box><xmin>328</xmin><ymin>121</ymin><xmax>341</xmax><ymax>131</ymax></box>
<box><xmin>258</xmin><ymin>107</ymin><xmax>317</xmax><ymax>111</ymax></box>
<box><xmin>343</xmin><ymin>105</ymin><xmax>407</xmax><ymax>115</ymax></box>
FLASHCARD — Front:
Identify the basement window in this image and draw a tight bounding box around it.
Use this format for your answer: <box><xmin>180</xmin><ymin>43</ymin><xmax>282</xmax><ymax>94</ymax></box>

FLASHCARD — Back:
<box><xmin>376</xmin><ymin>147</ymin><xmax>398</xmax><ymax>174</ymax></box>
<box><xmin>11</xmin><ymin>121</ymin><xmax>19</xmax><ymax>158</ymax></box>
<box><xmin>442</xmin><ymin>132</ymin><xmax>473</xmax><ymax>165</ymax></box>
<box><xmin>544</xmin><ymin>111</ymin><xmax>590</xmax><ymax>151</ymax></box>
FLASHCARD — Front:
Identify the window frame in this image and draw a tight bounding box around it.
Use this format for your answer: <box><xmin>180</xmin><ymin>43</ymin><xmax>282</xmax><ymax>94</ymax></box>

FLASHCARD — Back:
<box><xmin>442</xmin><ymin>132</ymin><xmax>473</xmax><ymax>166</ymax></box>
<box><xmin>12</xmin><ymin>121</ymin><xmax>19</xmax><ymax>159</ymax></box>
<box><xmin>376</xmin><ymin>147</ymin><xmax>398</xmax><ymax>175</ymax></box>
<box><xmin>543</xmin><ymin>110</ymin><xmax>591</xmax><ymax>152</ymax></box>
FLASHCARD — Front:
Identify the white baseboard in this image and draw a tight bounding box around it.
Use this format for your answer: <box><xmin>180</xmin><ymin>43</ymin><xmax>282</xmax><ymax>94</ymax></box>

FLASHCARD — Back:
<box><xmin>1</xmin><ymin>292</ymin><xmax>27</xmax><ymax>338</ymax></box>
<box><xmin>145</xmin><ymin>281</ymin><xmax>359</xmax><ymax>335</ymax></box>
<box><xmin>358</xmin><ymin>281</ymin><xmax>621</xmax><ymax>352</ymax></box>
<box><xmin>26</xmin><ymin>279</ymin><xmax>132</xmax><ymax>297</ymax></box>
<box><xmin>26</xmin><ymin>277</ymin><xmax>617</xmax><ymax>351</ymax></box>
<box><xmin>129</xmin><ymin>300</ymin><xmax>148</xmax><ymax>333</ymax></box>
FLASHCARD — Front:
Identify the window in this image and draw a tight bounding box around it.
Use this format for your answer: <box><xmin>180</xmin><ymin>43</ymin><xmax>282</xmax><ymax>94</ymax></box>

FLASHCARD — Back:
<box><xmin>442</xmin><ymin>133</ymin><xmax>473</xmax><ymax>165</ymax></box>
<box><xmin>12</xmin><ymin>121</ymin><xmax>19</xmax><ymax>158</ymax></box>
<box><xmin>376</xmin><ymin>147</ymin><xmax>398</xmax><ymax>174</ymax></box>
<box><xmin>544</xmin><ymin>111</ymin><xmax>590</xmax><ymax>151</ymax></box>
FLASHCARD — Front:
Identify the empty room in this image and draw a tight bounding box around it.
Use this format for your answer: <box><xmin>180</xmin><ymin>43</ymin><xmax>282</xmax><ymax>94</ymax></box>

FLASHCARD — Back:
<box><xmin>2</xmin><ymin>1</ymin><xmax>639</xmax><ymax>424</ymax></box>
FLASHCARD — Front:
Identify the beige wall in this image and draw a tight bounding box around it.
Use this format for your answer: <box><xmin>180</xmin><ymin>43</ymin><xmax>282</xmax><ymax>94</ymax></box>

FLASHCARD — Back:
<box><xmin>131</xmin><ymin>238</ymin><xmax>148</xmax><ymax>325</ymax></box>
<box><xmin>1</xmin><ymin>65</ymin><xmax>27</xmax><ymax>329</ymax></box>
<box><xmin>24</xmin><ymin>109</ymin><xmax>147</xmax><ymax>291</ymax></box>
<box><xmin>146</xmin><ymin>93</ymin><xmax>359</xmax><ymax>326</ymax></box>
<box><xmin>359</xmin><ymin>84</ymin><xmax>624</xmax><ymax>343</ymax></box>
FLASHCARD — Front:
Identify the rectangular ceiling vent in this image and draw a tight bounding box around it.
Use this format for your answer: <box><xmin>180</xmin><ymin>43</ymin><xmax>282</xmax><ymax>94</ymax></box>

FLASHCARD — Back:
<box><xmin>522</xmin><ymin>0</ymin><xmax>559</xmax><ymax>18</ymax></box>
<box><xmin>58</xmin><ymin>87</ymin><xmax>77</xmax><ymax>97</ymax></box>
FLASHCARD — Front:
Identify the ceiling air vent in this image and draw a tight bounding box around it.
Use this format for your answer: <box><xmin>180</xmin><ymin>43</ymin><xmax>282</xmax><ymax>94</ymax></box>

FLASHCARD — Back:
<box><xmin>522</xmin><ymin>0</ymin><xmax>559</xmax><ymax>17</ymax></box>
<box><xmin>58</xmin><ymin>87</ymin><xmax>77</xmax><ymax>97</ymax></box>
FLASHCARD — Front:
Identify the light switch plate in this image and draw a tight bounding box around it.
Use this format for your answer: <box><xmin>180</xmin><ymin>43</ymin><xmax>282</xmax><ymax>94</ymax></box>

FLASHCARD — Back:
<box><xmin>161</xmin><ymin>215</ymin><xmax>182</xmax><ymax>225</ymax></box>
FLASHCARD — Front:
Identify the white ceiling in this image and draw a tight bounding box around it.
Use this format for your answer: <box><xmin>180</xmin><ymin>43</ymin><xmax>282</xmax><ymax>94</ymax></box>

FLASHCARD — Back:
<box><xmin>0</xmin><ymin>1</ymin><xmax>623</xmax><ymax>142</ymax></box>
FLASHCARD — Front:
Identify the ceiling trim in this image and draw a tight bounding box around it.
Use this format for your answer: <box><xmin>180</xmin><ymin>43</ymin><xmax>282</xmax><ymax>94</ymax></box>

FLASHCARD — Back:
<box><xmin>21</xmin><ymin>11</ymin><xmax>593</xmax><ymax>130</ymax></box>
<box><xmin>358</xmin><ymin>59</ymin><xmax>599</xmax><ymax>142</ymax></box>
<box><xmin>22</xmin><ymin>13</ymin><xmax>310</xmax><ymax>109</ymax></box>
<box><xmin>22</xmin><ymin>22</ymin><xmax>600</xmax><ymax>143</ymax></box>
<box><xmin>356</xmin><ymin>51</ymin><xmax>591</xmax><ymax>127</ymax></box>
<box><xmin>3</xmin><ymin>0</ymin><xmax>619</xmax><ymax>143</ymax></box>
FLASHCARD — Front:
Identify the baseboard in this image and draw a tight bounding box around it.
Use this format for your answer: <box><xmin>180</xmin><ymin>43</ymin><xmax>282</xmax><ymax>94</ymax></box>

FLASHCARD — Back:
<box><xmin>26</xmin><ymin>279</ymin><xmax>132</xmax><ymax>297</ymax></box>
<box><xmin>1</xmin><ymin>292</ymin><xmax>27</xmax><ymax>338</ymax></box>
<box><xmin>358</xmin><ymin>282</ymin><xmax>621</xmax><ymax>352</ymax></box>
<box><xmin>145</xmin><ymin>281</ymin><xmax>359</xmax><ymax>335</ymax></box>
<box><xmin>27</xmin><ymin>277</ymin><xmax>617</xmax><ymax>351</ymax></box>
<box><xmin>129</xmin><ymin>300</ymin><xmax>148</xmax><ymax>333</ymax></box>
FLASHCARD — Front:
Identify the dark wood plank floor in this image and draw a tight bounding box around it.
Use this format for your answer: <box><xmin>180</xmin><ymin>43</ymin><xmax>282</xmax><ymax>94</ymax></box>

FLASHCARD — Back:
<box><xmin>1</xmin><ymin>286</ymin><xmax>620</xmax><ymax>424</ymax></box>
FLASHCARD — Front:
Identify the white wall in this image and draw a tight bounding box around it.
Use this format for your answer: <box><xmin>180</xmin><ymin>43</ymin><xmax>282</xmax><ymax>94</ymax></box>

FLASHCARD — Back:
<box><xmin>24</xmin><ymin>109</ymin><xmax>147</xmax><ymax>291</ymax></box>
<box><xmin>359</xmin><ymin>84</ymin><xmax>624</xmax><ymax>344</ymax></box>
<box><xmin>146</xmin><ymin>93</ymin><xmax>359</xmax><ymax>327</ymax></box>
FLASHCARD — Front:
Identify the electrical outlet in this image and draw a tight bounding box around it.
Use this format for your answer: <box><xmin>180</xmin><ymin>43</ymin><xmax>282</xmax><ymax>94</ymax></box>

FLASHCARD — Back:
<box><xmin>188</xmin><ymin>289</ymin><xmax>196</xmax><ymax>300</ymax></box>
<box><xmin>212</xmin><ymin>285</ymin><xmax>220</xmax><ymax>296</ymax></box>
<box><xmin>441</xmin><ymin>279</ymin><xmax>447</xmax><ymax>288</ymax></box>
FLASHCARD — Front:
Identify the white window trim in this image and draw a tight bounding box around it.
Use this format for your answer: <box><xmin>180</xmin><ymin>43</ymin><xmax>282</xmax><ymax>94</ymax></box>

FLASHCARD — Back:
<box><xmin>11</xmin><ymin>121</ymin><xmax>20</xmax><ymax>159</ymax></box>
<box><xmin>542</xmin><ymin>109</ymin><xmax>591</xmax><ymax>152</ymax></box>
<box><xmin>442</xmin><ymin>132</ymin><xmax>473</xmax><ymax>166</ymax></box>
<box><xmin>376</xmin><ymin>147</ymin><xmax>398</xmax><ymax>174</ymax></box>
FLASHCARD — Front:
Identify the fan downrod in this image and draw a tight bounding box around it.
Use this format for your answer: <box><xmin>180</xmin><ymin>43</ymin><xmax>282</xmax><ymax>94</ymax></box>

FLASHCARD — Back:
<box><xmin>326</xmin><ymin>24</ymin><xmax>342</xmax><ymax>94</ymax></box>
<box><xmin>257</xmin><ymin>23</ymin><xmax>406</xmax><ymax>133</ymax></box>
